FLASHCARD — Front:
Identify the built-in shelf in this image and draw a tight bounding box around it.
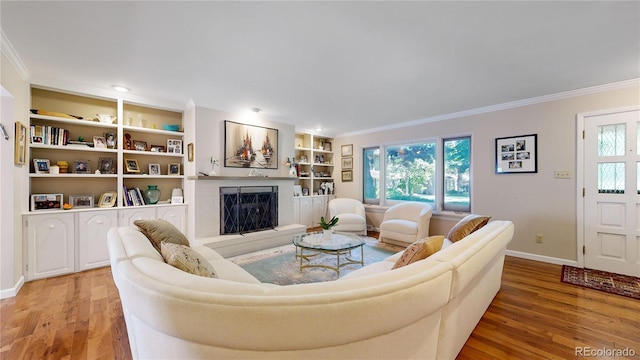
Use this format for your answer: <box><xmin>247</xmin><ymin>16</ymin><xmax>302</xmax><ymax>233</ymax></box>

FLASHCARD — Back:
<box><xmin>189</xmin><ymin>176</ymin><xmax>298</xmax><ymax>181</ymax></box>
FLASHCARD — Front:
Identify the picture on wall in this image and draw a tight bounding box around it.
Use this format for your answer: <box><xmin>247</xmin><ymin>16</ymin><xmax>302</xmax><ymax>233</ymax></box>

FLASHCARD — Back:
<box><xmin>224</xmin><ymin>120</ymin><xmax>278</xmax><ymax>169</ymax></box>
<box><xmin>495</xmin><ymin>134</ymin><xmax>537</xmax><ymax>174</ymax></box>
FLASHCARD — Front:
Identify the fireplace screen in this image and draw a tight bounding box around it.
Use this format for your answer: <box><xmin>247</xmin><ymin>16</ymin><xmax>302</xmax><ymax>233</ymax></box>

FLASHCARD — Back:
<box><xmin>220</xmin><ymin>186</ymin><xmax>278</xmax><ymax>235</ymax></box>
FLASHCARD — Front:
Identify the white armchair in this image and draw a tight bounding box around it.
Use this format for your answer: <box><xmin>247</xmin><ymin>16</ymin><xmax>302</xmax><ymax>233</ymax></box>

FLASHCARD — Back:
<box><xmin>379</xmin><ymin>202</ymin><xmax>433</xmax><ymax>246</ymax></box>
<box><xmin>328</xmin><ymin>198</ymin><xmax>367</xmax><ymax>235</ymax></box>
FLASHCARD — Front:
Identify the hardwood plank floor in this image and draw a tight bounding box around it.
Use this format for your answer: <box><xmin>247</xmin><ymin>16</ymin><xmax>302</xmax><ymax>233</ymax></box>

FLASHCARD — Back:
<box><xmin>2</xmin><ymin>256</ymin><xmax>639</xmax><ymax>359</ymax></box>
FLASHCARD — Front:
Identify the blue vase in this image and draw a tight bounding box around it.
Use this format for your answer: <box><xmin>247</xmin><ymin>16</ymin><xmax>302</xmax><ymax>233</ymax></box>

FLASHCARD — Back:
<box><xmin>144</xmin><ymin>185</ymin><xmax>161</xmax><ymax>204</ymax></box>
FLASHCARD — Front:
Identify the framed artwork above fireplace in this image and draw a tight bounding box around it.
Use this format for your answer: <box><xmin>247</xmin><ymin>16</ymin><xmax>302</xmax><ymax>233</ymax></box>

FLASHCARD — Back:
<box><xmin>224</xmin><ymin>120</ymin><xmax>278</xmax><ymax>169</ymax></box>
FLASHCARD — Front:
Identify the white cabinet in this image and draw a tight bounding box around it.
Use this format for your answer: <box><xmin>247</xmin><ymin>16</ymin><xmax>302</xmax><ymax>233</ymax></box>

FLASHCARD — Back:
<box><xmin>119</xmin><ymin>207</ymin><xmax>156</xmax><ymax>226</ymax></box>
<box><xmin>293</xmin><ymin>195</ymin><xmax>334</xmax><ymax>229</ymax></box>
<box><xmin>24</xmin><ymin>212</ymin><xmax>75</xmax><ymax>280</ymax></box>
<box><xmin>77</xmin><ymin>210</ymin><xmax>118</xmax><ymax>271</ymax></box>
<box><xmin>158</xmin><ymin>205</ymin><xmax>186</xmax><ymax>232</ymax></box>
<box><xmin>118</xmin><ymin>205</ymin><xmax>186</xmax><ymax>232</ymax></box>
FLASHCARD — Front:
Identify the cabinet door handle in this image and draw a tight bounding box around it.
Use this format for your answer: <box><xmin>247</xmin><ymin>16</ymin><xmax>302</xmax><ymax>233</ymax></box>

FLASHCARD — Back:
<box><xmin>49</xmin><ymin>224</ymin><xmax>55</xmax><ymax>229</ymax></box>
<box><xmin>96</xmin><ymin>220</ymin><xmax>104</xmax><ymax>224</ymax></box>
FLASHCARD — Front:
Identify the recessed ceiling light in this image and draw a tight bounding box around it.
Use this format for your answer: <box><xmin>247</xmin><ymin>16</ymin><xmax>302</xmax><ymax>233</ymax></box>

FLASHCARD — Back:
<box><xmin>316</xmin><ymin>127</ymin><xmax>323</xmax><ymax>132</ymax></box>
<box><xmin>251</xmin><ymin>108</ymin><xmax>262</xmax><ymax>114</ymax></box>
<box><xmin>111</xmin><ymin>85</ymin><xmax>130</xmax><ymax>92</ymax></box>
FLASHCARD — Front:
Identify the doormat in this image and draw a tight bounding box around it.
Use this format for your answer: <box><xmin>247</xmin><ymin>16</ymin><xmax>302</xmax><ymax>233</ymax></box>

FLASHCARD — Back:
<box><xmin>561</xmin><ymin>265</ymin><xmax>640</xmax><ymax>300</ymax></box>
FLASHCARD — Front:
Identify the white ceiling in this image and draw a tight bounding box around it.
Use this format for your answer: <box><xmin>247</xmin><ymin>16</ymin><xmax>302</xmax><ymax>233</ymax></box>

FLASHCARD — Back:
<box><xmin>1</xmin><ymin>1</ymin><xmax>639</xmax><ymax>137</ymax></box>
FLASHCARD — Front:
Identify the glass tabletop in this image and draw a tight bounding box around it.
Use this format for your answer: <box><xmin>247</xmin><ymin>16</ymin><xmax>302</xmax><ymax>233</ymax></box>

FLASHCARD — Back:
<box><xmin>292</xmin><ymin>232</ymin><xmax>365</xmax><ymax>251</ymax></box>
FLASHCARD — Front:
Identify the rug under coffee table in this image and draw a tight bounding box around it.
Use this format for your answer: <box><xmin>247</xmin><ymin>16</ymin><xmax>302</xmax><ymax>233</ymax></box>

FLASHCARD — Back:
<box><xmin>293</xmin><ymin>232</ymin><xmax>365</xmax><ymax>277</ymax></box>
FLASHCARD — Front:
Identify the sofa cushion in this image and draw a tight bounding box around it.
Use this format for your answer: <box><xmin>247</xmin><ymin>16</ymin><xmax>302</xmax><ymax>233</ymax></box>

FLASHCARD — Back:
<box><xmin>392</xmin><ymin>235</ymin><xmax>445</xmax><ymax>269</ymax></box>
<box><xmin>380</xmin><ymin>219</ymin><xmax>419</xmax><ymax>235</ymax></box>
<box><xmin>446</xmin><ymin>214</ymin><xmax>491</xmax><ymax>242</ymax></box>
<box><xmin>160</xmin><ymin>241</ymin><xmax>217</xmax><ymax>278</ymax></box>
<box><xmin>134</xmin><ymin>219</ymin><xmax>190</xmax><ymax>252</ymax></box>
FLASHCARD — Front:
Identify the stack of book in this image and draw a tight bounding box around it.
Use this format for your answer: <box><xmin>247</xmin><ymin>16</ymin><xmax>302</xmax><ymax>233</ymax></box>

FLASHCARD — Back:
<box><xmin>122</xmin><ymin>186</ymin><xmax>146</xmax><ymax>206</ymax></box>
<box><xmin>30</xmin><ymin>124</ymin><xmax>69</xmax><ymax>146</ymax></box>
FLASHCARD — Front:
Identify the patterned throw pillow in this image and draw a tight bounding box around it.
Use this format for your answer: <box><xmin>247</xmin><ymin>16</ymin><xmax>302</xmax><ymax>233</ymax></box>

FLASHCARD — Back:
<box><xmin>134</xmin><ymin>219</ymin><xmax>190</xmax><ymax>253</ymax></box>
<box><xmin>446</xmin><ymin>214</ymin><xmax>491</xmax><ymax>242</ymax></box>
<box><xmin>160</xmin><ymin>242</ymin><xmax>217</xmax><ymax>278</ymax></box>
<box><xmin>392</xmin><ymin>235</ymin><xmax>445</xmax><ymax>269</ymax></box>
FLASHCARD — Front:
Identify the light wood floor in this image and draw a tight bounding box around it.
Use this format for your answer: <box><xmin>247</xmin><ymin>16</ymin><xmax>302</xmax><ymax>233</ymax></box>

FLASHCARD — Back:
<box><xmin>2</xmin><ymin>256</ymin><xmax>639</xmax><ymax>359</ymax></box>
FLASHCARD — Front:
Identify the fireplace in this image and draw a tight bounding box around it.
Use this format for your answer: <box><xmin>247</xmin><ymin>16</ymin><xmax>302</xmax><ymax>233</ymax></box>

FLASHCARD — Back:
<box><xmin>220</xmin><ymin>186</ymin><xmax>278</xmax><ymax>235</ymax></box>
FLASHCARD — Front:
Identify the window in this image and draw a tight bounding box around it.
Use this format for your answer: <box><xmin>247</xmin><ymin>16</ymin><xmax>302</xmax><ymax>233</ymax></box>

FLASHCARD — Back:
<box><xmin>363</xmin><ymin>135</ymin><xmax>471</xmax><ymax>212</ymax></box>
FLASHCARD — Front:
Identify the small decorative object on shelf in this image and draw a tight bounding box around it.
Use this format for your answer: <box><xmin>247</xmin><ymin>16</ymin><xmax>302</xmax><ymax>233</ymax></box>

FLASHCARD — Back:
<box><xmin>320</xmin><ymin>215</ymin><xmax>339</xmax><ymax>240</ymax></box>
<box><xmin>144</xmin><ymin>185</ymin><xmax>161</xmax><ymax>204</ymax></box>
<box><xmin>209</xmin><ymin>157</ymin><xmax>219</xmax><ymax>176</ymax></box>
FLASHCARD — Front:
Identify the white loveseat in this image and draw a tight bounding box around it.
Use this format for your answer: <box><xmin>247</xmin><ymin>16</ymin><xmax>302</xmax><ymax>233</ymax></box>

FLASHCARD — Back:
<box><xmin>107</xmin><ymin>220</ymin><xmax>514</xmax><ymax>359</ymax></box>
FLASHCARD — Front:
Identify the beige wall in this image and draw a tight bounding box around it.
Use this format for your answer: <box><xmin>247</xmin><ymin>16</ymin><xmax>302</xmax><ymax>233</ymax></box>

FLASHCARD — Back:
<box><xmin>333</xmin><ymin>85</ymin><xmax>640</xmax><ymax>262</ymax></box>
<box><xmin>1</xmin><ymin>51</ymin><xmax>30</xmax><ymax>295</ymax></box>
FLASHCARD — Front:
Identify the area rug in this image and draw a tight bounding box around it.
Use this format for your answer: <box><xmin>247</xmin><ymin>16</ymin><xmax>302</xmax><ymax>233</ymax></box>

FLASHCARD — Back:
<box><xmin>561</xmin><ymin>265</ymin><xmax>640</xmax><ymax>300</ymax></box>
<box><xmin>229</xmin><ymin>237</ymin><xmax>404</xmax><ymax>285</ymax></box>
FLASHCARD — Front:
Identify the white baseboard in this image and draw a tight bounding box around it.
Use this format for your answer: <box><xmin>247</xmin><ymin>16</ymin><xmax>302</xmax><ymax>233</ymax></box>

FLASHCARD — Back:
<box><xmin>506</xmin><ymin>250</ymin><xmax>578</xmax><ymax>267</ymax></box>
<box><xmin>0</xmin><ymin>276</ymin><xmax>24</xmax><ymax>299</ymax></box>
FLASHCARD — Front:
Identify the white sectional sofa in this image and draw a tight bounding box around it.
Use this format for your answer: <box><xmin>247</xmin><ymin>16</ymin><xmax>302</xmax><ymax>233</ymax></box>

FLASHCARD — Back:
<box><xmin>107</xmin><ymin>220</ymin><xmax>514</xmax><ymax>359</ymax></box>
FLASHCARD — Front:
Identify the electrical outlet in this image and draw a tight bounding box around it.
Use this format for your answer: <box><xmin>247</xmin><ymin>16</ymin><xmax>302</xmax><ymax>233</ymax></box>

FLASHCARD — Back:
<box><xmin>535</xmin><ymin>234</ymin><xmax>544</xmax><ymax>243</ymax></box>
<box><xmin>554</xmin><ymin>170</ymin><xmax>571</xmax><ymax>179</ymax></box>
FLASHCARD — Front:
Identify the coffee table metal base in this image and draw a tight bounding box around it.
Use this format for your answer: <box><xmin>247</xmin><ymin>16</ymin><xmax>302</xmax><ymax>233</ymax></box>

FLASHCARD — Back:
<box><xmin>295</xmin><ymin>246</ymin><xmax>364</xmax><ymax>277</ymax></box>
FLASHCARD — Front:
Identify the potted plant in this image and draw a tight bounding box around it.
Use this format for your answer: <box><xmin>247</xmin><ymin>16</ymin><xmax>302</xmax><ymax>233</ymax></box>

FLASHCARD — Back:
<box><xmin>320</xmin><ymin>215</ymin><xmax>339</xmax><ymax>240</ymax></box>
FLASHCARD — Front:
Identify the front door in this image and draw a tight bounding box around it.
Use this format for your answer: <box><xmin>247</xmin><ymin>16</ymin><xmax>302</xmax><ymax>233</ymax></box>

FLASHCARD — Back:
<box><xmin>583</xmin><ymin>108</ymin><xmax>640</xmax><ymax>277</ymax></box>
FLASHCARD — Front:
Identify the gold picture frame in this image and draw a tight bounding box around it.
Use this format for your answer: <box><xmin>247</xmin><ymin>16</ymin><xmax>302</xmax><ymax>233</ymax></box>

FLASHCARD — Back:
<box><xmin>125</xmin><ymin>159</ymin><xmax>140</xmax><ymax>173</ymax></box>
<box><xmin>98</xmin><ymin>192</ymin><xmax>117</xmax><ymax>208</ymax></box>
<box><xmin>14</xmin><ymin>121</ymin><xmax>27</xmax><ymax>165</ymax></box>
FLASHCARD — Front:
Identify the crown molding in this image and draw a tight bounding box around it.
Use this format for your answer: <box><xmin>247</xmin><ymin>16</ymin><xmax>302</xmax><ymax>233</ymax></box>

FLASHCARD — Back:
<box><xmin>0</xmin><ymin>29</ymin><xmax>30</xmax><ymax>81</ymax></box>
<box><xmin>337</xmin><ymin>79</ymin><xmax>640</xmax><ymax>138</ymax></box>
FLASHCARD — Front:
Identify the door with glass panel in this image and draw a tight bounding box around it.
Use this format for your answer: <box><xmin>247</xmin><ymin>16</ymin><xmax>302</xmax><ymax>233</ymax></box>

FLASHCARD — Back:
<box><xmin>584</xmin><ymin>109</ymin><xmax>640</xmax><ymax>276</ymax></box>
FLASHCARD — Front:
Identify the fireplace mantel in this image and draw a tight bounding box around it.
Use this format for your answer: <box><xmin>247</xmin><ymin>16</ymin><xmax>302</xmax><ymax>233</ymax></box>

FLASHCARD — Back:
<box><xmin>189</xmin><ymin>176</ymin><xmax>297</xmax><ymax>181</ymax></box>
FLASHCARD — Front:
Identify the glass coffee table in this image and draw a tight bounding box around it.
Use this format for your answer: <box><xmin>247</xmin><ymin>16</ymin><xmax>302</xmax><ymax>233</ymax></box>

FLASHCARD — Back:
<box><xmin>292</xmin><ymin>232</ymin><xmax>365</xmax><ymax>276</ymax></box>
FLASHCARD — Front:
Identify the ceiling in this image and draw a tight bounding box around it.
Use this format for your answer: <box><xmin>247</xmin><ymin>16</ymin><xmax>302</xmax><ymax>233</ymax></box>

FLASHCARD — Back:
<box><xmin>1</xmin><ymin>1</ymin><xmax>639</xmax><ymax>137</ymax></box>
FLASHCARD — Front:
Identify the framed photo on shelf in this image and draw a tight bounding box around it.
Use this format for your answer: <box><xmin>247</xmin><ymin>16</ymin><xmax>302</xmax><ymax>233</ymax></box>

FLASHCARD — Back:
<box><xmin>187</xmin><ymin>143</ymin><xmax>194</xmax><ymax>162</ymax></box>
<box><xmin>167</xmin><ymin>139</ymin><xmax>182</xmax><ymax>154</ymax></box>
<box><xmin>125</xmin><ymin>159</ymin><xmax>140</xmax><ymax>173</ymax></box>
<box><xmin>133</xmin><ymin>140</ymin><xmax>148</xmax><ymax>151</ymax></box>
<box><xmin>149</xmin><ymin>163</ymin><xmax>161</xmax><ymax>175</ymax></box>
<box><xmin>323</xmin><ymin>141</ymin><xmax>332</xmax><ymax>152</ymax></box>
<box><xmin>168</xmin><ymin>163</ymin><xmax>181</xmax><ymax>175</ymax></box>
<box><xmin>302</xmin><ymin>188</ymin><xmax>309</xmax><ymax>196</ymax></box>
<box><xmin>342</xmin><ymin>170</ymin><xmax>353</xmax><ymax>182</ymax></box>
<box><xmin>495</xmin><ymin>134</ymin><xmax>537</xmax><ymax>174</ymax></box>
<box><xmin>98</xmin><ymin>192</ymin><xmax>117</xmax><ymax>208</ymax></box>
<box><xmin>73</xmin><ymin>160</ymin><xmax>89</xmax><ymax>174</ymax></box>
<box><xmin>93</xmin><ymin>135</ymin><xmax>107</xmax><ymax>149</ymax></box>
<box><xmin>150</xmin><ymin>144</ymin><xmax>165</xmax><ymax>153</ymax></box>
<box><xmin>69</xmin><ymin>194</ymin><xmax>94</xmax><ymax>208</ymax></box>
<box><xmin>341</xmin><ymin>157</ymin><xmax>353</xmax><ymax>169</ymax></box>
<box><xmin>341</xmin><ymin>144</ymin><xmax>353</xmax><ymax>157</ymax></box>
<box><xmin>104</xmin><ymin>132</ymin><xmax>116</xmax><ymax>149</ymax></box>
<box><xmin>30</xmin><ymin>193</ymin><xmax>63</xmax><ymax>211</ymax></box>
<box><xmin>33</xmin><ymin>159</ymin><xmax>50</xmax><ymax>174</ymax></box>
<box><xmin>14</xmin><ymin>121</ymin><xmax>27</xmax><ymax>165</ymax></box>
<box><xmin>97</xmin><ymin>157</ymin><xmax>115</xmax><ymax>174</ymax></box>
<box><xmin>293</xmin><ymin>185</ymin><xmax>302</xmax><ymax>197</ymax></box>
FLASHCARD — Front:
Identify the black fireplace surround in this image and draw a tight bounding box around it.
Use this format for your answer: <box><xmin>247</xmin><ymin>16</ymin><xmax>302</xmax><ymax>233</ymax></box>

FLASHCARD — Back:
<box><xmin>220</xmin><ymin>186</ymin><xmax>278</xmax><ymax>235</ymax></box>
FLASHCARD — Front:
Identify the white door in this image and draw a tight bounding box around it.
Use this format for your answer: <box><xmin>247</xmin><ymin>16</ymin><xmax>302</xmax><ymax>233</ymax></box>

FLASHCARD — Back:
<box><xmin>78</xmin><ymin>210</ymin><xmax>118</xmax><ymax>271</ymax></box>
<box><xmin>583</xmin><ymin>108</ymin><xmax>640</xmax><ymax>277</ymax></box>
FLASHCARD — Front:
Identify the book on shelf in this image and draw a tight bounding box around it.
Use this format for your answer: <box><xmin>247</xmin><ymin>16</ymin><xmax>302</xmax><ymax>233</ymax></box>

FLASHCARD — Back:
<box><xmin>30</xmin><ymin>124</ymin><xmax>69</xmax><ymax>146</ymax></box>
<box><xmin>123</xmin><ymin>186</ymin><xmax>146</xmax><ymax>206</ymax></box>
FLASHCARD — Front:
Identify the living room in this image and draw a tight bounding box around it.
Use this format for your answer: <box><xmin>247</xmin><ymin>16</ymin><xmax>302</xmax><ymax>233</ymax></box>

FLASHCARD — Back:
<box><xmin>1</xmin><ymin>1</ymin><xmax>639</xmax><ymax>359</ymax></box>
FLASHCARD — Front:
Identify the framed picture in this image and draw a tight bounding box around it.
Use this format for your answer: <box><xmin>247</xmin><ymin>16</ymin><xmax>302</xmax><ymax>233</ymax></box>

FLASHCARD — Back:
<box><xmin>168</xmin><ymin>163</ymin><xmax>181</xmax><ymax>175</ymax></box>
<box><xmin>495</xmin><ymin>134</ymin><xmax>538</xmax><ymax>174</ymax></box>
<box><xmin>31</xmin><ymin>193</ymin><xmax>63</xmax><ymax>211</ymax></box>
<box><xmin>133</xmin><ymin>140</ymin><xmax>148</xmax><ymax>151</ymax></box>
<box><xmin>149</xmin><ymin>163</ymin><xmax>161</xmax><ymax>175</ymax></box>
<box><xmin>14</xmin><ymin>121</ymin><xmax>27</xmax><ymax>165</ymax></box>
<box><xmin>73</xmin><ymin>160</ymin><xmax>90</xmax><ymax>174</ymax></box>
<box><xmin>125</xmin><ymin>159</ymin><xmax>140</xmax><ymax>173</ymax></box>
<box><xmin>187</xmin><ymin>142</ymin><xmax>194</xmax><ymax>162</ymax></box>
<box><xmin>293</xmin><ymin>185</ymin><xmax>302</xmax><ymax>197</ymax></box>
<box><xmin>69</xmin><ymin>194</ymin><xmax>94</xmax><ymax>208</ymax></box>
<box><xmin>150</xmin><ymin>144</ymin><xmax>165</xmax><ymax>153</ymax></box>
<box><xmin>97</xmin><ymin>157</ymin><xmax>115</xmax><ymax>174</ymax></box>
<box><xmin>341</xmin><ymin>144</ymin><xmax>353</xmax><ymax>157</ymax></box>
<box><xmin>302</xmin><ymin>188</ymin><xmax>309</xmax><ymax>196</ymax></box>
<box><xmin>33</xmin><ymin>159</ymin><xmax>50</xmax><ymax>174</ymax></box>
<box><xmin>93</xmin><ymin>135</ymin><xmax>107</xmax><ymax>149</ymax></box>
<box><xmin>341</xmin><ymin>157</ymin><xmax>353</xmax><ymax>169</ymax></box>
<box><xmin>104</xmin><ymin>132</ymin><xmax>116</xmax><ymax>149</ymax></box>
<box><xmin>224</xmin><ymin>120</ymin><xmax>278</xmax><ymax>169</ymax></box>
<box><xmin>324</xmin><ymin>141</ymin><xmax>332</xmax><ymax>152</ymax></box>
<box><xmin>342</xmin><ymin>170</ymin><xmax>353</xmax><ymax>182</ymax></box>
<box><xmin>167</xmin><ymin>139</ymin><xmax>182</xmax><ymax>154</ymax></box>
<box><xmin>98</xmin><ymin>192</ymin><xmax>117</xmax><ymax>208</ymax></box>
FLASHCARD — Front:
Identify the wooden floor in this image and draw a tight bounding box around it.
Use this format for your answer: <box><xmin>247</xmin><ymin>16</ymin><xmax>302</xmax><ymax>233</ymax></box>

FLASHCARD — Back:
<box><xmin>2</xmin><ymin>256</ymin><xmax>639</xmax><ymax>359</ymax></box>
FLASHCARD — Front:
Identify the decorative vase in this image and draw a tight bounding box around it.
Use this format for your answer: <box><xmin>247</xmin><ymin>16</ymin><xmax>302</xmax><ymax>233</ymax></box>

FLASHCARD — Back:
<box><xmin>323</xmin><ymin>229</ymin><xmax>333</xmax><ymax>240</ymax></box>
<box><xmin>289</xmin><ymin>166</ymin><xmax>297</xmax><ymax>177</ymax></box>
<box><xmin>144</xmin><ymin>185</ymin><xmax>161</xmax><ymax>204</ymax></box>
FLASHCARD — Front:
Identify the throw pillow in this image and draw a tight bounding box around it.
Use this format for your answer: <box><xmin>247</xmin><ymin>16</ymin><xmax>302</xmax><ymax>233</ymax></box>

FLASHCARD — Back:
<box><xmin>392</xmin><ymin>235</ymin><xmax>445</xmax><ymax>270</ymax></box>
<box><xmin>446</xmin><ymin>214</ymin><xmax>491</xmax><ymax>242</ymax></box>
<box><xmin>160</xmin><ymin>242</ymin><xmax>217</xmax><ymax>278</ymax></box>
<box><xmin>134</xmin><ymin>219</ymin><xmax>190</xmax><ymax>253</ymax></box>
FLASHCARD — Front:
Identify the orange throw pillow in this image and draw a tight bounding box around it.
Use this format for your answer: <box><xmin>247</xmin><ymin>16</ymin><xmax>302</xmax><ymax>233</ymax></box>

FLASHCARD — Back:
<box><xmin>392</xmin><ymin>235</ymin><xmax>445</xmax><ymax>269</ymax></box>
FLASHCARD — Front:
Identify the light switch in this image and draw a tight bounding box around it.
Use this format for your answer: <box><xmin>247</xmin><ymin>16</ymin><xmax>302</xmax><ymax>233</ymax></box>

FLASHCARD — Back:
<box><xmin>554</xmin><ymin>170</ymin><xmax>571</xmax><ymax>179</ymax></box>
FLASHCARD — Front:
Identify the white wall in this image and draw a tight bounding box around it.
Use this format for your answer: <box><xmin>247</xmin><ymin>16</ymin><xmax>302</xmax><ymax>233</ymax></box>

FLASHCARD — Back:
<box><xmin>333</xmin><ymin>84</ymin><xmax>640</xmax><ymax>262</ymax></box>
